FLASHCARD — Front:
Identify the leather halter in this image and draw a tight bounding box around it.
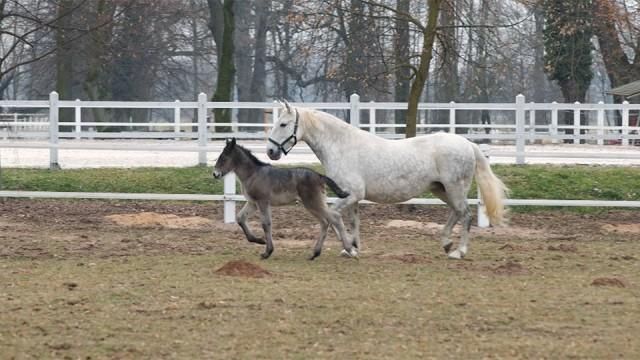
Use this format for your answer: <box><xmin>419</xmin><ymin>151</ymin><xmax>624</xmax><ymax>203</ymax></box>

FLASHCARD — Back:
<box><xmin>268</xmin><ymin>109</ymin><xmax>299</xmax><ymax>155</ymax></box>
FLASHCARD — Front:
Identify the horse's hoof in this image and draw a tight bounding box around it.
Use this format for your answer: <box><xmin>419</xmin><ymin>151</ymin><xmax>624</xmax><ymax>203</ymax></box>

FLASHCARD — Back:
<box><xmin>340</xmin><ymin>248</ymin><xmax>359</xmax><ymax>258</ymax></box>
<box><xmin>447</xmin><ymin>249</ymin><xmax>465</xmax><ymax>260</ymax></box>
<box><xmin>443</xmin><ymin>242</ymin><xmax>453</xmax><ymax>254</ymax></box>
<box><xmin>260</xmin><ymin>252</ymin><xmax>272</xmax><ymax>259</ymax></box>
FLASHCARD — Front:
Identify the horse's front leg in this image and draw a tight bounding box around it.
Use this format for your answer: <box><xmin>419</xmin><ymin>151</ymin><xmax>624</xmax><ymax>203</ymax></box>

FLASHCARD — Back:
<box><xmin>237</xmin><ymin>202</ymin><xmax>265</xmax><ymax>244</ymax></box>
<box><xmin>256</xmin><ymin>201</ymin><xmax>274</xmax><ymax>259</ymax></box>
<box><xmin>345</xmin><ymin>204</ymin><xmax>361</xmax><ymax>250</ymax></box>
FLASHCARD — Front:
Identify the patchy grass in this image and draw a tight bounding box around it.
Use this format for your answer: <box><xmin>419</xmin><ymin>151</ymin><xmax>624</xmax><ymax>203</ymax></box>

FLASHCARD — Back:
<box><xmin>2</xmin><ymin>165</ymin><xmax>640</xmax><ymax>213</ymax></box>
<box><xmin>0</xmin><ymin>199</ymin><xmax>639</xmax><ymax>359</ymax></box>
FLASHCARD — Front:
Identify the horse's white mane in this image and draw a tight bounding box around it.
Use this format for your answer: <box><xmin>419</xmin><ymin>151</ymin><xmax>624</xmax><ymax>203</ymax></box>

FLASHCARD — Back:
<box><xmin>297</xmin><ymin>107</ymin><xmax>351</xmax><ymax>135</ymax></box>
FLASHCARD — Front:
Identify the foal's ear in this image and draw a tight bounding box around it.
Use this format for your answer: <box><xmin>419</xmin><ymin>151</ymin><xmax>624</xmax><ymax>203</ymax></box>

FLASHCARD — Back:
<box><xmin>283</xmin><ymin>99</ymin><xmax>292</xmax><ymax>114</ymax></box>
<box><xmin>226</xmin><ymin>138</ymin><xmax>236</xmax><ymax>148</ymax></box>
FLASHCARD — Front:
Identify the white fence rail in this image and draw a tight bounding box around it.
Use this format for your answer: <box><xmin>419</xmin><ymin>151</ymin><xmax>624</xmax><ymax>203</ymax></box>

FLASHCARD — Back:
<box><xmin>1</xmin><ymin>92</ymin><xmax>640</xmax><ymax>226</ymax></box>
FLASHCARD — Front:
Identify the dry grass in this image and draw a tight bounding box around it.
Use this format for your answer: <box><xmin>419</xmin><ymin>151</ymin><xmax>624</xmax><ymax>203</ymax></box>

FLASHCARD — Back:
<box><xmin>1</xmin><ymin>199</ymin><xmax>639</xmax><ymax>359</ymax></box>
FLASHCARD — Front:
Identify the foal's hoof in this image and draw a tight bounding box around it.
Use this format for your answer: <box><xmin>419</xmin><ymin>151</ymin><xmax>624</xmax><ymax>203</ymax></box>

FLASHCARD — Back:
<box><xmin>249</xmin><ymin>237</ymin><xmax>266</xmax><ymax>245</ymax></box>
<box><xmin>443</xmin><ymin>243</ymin><xmax>453</xmax><ymax>254</ymax></box>
<box><xmin>260</xmin><ymin>251</ymin><xmax>273</xmax><ymax>259</ymax></box>
<box><xmin>447</xmin><ymin>249</ymin><xmax>465</xmax><ymax>260</ymax></box>
<box><xmin>340</xmin><ymin>248</ymin><xmax>359</xmax><ymax>258</ymax></box>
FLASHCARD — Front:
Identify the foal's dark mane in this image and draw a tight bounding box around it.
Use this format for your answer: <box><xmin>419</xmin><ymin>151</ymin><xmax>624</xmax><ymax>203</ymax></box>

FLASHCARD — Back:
<box><xmin>235</xmin><ymin>144</ymin><xmax>269</xmax><ymax>167</ymax></box>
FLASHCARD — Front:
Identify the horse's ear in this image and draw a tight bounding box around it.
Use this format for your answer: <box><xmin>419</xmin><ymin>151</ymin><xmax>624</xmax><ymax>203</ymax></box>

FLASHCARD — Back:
<box><xmin>283</xmin><ymin>99</ymin><xmax>292</xmax><ymax>114</ymax></box>
<box><xmin>226</xmin><ymin>138</ymin><xmax>236</xmax><ymax>148</ymax></box>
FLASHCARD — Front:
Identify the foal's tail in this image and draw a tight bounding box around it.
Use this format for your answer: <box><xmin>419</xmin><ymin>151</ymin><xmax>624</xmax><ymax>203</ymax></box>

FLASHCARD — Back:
<box><xmin>321</xmin><ymin>175</ymin><xmax>350</xmax><ymax>198</ymax></box>
<box><xmin>472</xmin><ymin>144</ymin><xmax>509</xmax><ymax>226</ymax></box>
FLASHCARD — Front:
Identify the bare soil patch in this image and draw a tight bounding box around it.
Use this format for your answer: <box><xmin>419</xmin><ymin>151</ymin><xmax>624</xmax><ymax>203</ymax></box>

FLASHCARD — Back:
<box><xmin>591</xmin><ymin>277</ymin><xmax>628</xmax><ymax>288</ymax></box>
<box><xmin>547</xmin><ymin>243</ymin><xmax>578</xmax><ymax>253</ymax></box>
<box><xmin>215</xmin><ymin>260</ymin><xmax>272</xmax><ymax>278</ymax></box>
<box><xmin>601</xmin><ymin>223</ymin><xmax>640</xmax><ymax>234</ymax></box>
<box><xmin>493</xmin><ymin>261</ymin><xmax>529</xmax><ymax>275</ymax></box>
<box><xmin>378</xmin><ymin>253</ymin><xmax>432</xmax><ymax>264</ymax></box>
<box><xmin>105</xmin><ymin>212</ymin><xmax>215</xmax><ymax>229</ymax></box>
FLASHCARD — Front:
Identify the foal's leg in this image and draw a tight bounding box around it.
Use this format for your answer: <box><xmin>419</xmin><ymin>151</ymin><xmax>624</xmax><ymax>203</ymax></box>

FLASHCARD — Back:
<box><xmin>237</xmin><ymin>202</ymin><xmax>265</xmax><ymax>245</ymax></box>
<box><xmin>302</xmin><ymin>193</ymin><xmax>354</xmax><ymax>259</ymax></box>
<box><xmin>256</xmin><ymin>201</ymin><xmax>274</xmax><ymax>259</ymax></box>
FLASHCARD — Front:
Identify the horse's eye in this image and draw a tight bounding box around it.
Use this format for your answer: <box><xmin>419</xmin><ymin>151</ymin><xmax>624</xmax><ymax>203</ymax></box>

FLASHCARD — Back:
<box><xmin>280</xmin><ymin>123</ymin><xmax>287</xmax><ymax>128</ymax></box>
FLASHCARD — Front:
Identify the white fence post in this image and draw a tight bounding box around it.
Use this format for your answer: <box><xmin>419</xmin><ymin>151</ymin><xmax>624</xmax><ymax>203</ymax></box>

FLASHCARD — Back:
<box><xmin>174</xmin><ymin>100</ymin><xmax>181</xmax><ymax>140</ymax></box>
<box><xmin>597</xmin><ymin>101</ymin><xmax>604</xmax><ymax>146</ymax></box>
<box><xmin>350</xmin><ymin>93</ymin><xmax>360</xmax><ymax>128</ymax></box>
<box><xmin>197</xmin><ymin>93</ymin><xmax>207</xmax><ymax>165</ymax></box>
<box><xmin>369</xmin><ymin>101</ymin><xmax>376</xmax><ymax>134</ymax></box>
<box><xmin>223</xmin><ymin>173</ymin><xmax>236</xmax><ymax>224</ymax></box>
<box><xmin>622</xmin><ymin>100</ymin><xmax>629</xmax><ymax>146</ymax></box>
<box><xmin>573</xmin><ymin>102</ymin><xmax>580</xmax><ymax>145</ymax></box>
<box><xmin>477</xmin><ymin>144</ymin><xmax>490</xmax><ymax>228</ymax></box>
<box><xmin>515</xmin><ymin>94</ymin><xmax>525</xmax><ymax>164</ymax></box>
<box><xmin>74</xmin><ymin>99</ymin><xmax>81</xmax><ymax>140</ymax></box>
<box><xmin>49</xmin><ymin>91</ymin><xmax>60</xmax><ymax>170</ymax></box>
<box><xmin>449</xmin><ymin>102</ymin><xmax>456</xmax><ymax>134</ymax></box>
<box><xmin>529</xmin><ymin>102</ymin><xmax>535</xmax><ymax>144</ymax></box>
<box><xmin>551</xmin><ymin>102</ymin><xmax>558</xmax><ymax>144</ymax></box>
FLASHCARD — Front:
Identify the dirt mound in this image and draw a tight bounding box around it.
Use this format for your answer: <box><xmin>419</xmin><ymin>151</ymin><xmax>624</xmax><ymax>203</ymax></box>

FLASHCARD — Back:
<box><xmin>215</xmin><ymin>260</ymin><xmax>271</xmax><ymax>278</ymax></box>
<box><xmin>601</xmin><ymin>223</ymin><xmax>640</xmax><ymax>234</ymax></box>
<box><xmin>547</xmin><ymin>243</ymin><xmax>578</xmax><ymax>252</ymax></box>
<box><xmin>105</xmin><ymin>212</ymin><xmax>215</xmax><ymax>229</ymax></box>
<box><xmin>493</xmin><ymin>261</ymin><xmax>529</xmax><ymax>275</ymax></box>
<box><xmin>591</xmin><ymin>277</ymin><xmax>627</xmax><ymax>288</ymax></box>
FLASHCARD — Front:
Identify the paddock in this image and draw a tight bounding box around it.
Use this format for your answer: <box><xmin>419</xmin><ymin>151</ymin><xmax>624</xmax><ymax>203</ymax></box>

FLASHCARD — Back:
<box><xmin>1</xmin><ymin>198</ymin><xmax>638</xmax><ymax>358</ymax></box>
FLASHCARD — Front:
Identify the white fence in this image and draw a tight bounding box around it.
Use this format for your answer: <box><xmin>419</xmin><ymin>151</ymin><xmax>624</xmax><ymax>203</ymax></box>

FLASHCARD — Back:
<box><xmin>1</xmin><ymin>92</ymin><xmax>640</xmax><ymax>226</ymax></box>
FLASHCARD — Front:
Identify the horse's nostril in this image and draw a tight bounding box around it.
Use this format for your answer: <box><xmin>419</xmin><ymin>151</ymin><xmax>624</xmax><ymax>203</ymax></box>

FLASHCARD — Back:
<box><xmin>268</xmin><ymin>149</ymin><xmax>274</xmax><ymax>155</ymax></box>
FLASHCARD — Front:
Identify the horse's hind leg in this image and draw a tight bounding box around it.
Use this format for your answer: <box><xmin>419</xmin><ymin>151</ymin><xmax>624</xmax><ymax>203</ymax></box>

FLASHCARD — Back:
<box><xmin>430</xmin><ymin>183</ymin><xmax>458</xmax><ymax>254</ymax></box>
<box><xmin>237</xmin><ymin>202</ymin><xmax>265</xmax><ymax>245</ymax></box>
<box><xmin>443</xmin><ymin>186</ymin><xmax>472</xmax><ymax>260</ymax></box>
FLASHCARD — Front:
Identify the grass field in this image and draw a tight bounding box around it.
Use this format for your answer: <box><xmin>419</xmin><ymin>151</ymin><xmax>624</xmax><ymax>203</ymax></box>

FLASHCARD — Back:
<box><xmin>2</xmin><ymin>164</ymin><xmax>640</xmax><ymax>358</ymax></box>
<box><xmin>2</xmin><ymin>164</ymin><xmax>640</xmax><ymax>211</ymax></box>
<box><xmin>1</xmin><ymin>200</ymin><xmax>639</xmax><ymax>359</ymax></box>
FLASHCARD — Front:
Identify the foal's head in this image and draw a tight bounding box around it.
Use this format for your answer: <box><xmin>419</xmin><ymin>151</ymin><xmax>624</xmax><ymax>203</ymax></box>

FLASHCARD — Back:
<box><xmin>213</xmin><ymin>138</ymin><xmax>267</xmax><ymax>179</ymax></box>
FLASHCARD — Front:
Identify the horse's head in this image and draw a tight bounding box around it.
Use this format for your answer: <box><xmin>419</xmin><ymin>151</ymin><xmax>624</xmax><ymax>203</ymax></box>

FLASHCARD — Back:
<box><xmin>213</xmin><ymin>138</ymin><xmax>237</xmax><ymax>178</ymax></box>
<box><xmin>267</xmin><ymin>100</ymin><xmax>300</xmax><ymax>160</ymax></box>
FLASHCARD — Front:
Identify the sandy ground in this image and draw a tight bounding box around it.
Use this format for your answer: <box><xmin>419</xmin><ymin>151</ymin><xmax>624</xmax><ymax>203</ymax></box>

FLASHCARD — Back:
<box><xmin>1</xmin><ymin>140</ymin><xmax>640</xmax><ymax>168</ymax></box>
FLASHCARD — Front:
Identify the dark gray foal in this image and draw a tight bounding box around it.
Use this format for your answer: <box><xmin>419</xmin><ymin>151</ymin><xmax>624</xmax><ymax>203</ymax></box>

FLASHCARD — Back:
<box><xmin>213</xmin><ymin>138</ymin><xmax>353</xmax><ymax>260</ymax></box>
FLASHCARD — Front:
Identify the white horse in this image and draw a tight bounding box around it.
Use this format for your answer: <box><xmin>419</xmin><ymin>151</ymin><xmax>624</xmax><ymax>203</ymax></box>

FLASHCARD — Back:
<box><xmin>266</xmin><ymin>101</ymin><xmax>508</xmax><ymax>259</ymax></box>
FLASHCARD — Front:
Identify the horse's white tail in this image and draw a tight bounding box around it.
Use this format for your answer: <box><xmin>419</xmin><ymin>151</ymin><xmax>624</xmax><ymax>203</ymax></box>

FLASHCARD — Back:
<box><xmin>472</xmin><ymin>144</ymin><xmax>508</xmax><ymax>226</ymax></box>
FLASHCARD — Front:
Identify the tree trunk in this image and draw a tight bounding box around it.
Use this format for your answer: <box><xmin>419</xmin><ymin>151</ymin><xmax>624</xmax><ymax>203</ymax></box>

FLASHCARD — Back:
<box><xmin>56</xmin><ymin>0</ymin><xmax>75</xmax><ymax>123</ymax></box>
<box><xmin>234</xmin><ymin>0</ymin><xmax>253</xmax><ymax>124</ymax></box>
<box><xmin>393</xmin><ymin>0</ymin><xmax>410</xmax><ymax>134</ymax></box>
<box><xmin>248</xmin><ymin>0</ymin><xmax>270</xmax><ymax>123</ymax></box>
<box><xmin>343</xmin><ymin>0</ymin><xmax>367</xmax><ymax>100</ymax></box>
<box><xmin>406</xmin><ymin>0</ymin><xmax>442</xmax><ymax>138</ymax></box>
<box><xmin>435</xmin><ymin>0</ymin><xmax>458</xmax><ymax>124</ymax></box>
<box><xmin>83</xmin><ymin>0</ymin><xmax>114</xmax><ymax>124</ymax></box>
<box><xmin>209</xmin><ymin>0</ymin><xmax>236</xmax><ymax>129</ymax></box>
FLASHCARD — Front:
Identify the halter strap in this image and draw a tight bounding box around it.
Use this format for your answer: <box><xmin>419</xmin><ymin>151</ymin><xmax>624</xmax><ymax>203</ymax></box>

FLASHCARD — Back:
<box><xmin>268</xmin><ymin>109</ymin><xmax>299</xmax><ymax>155</ymax></box>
